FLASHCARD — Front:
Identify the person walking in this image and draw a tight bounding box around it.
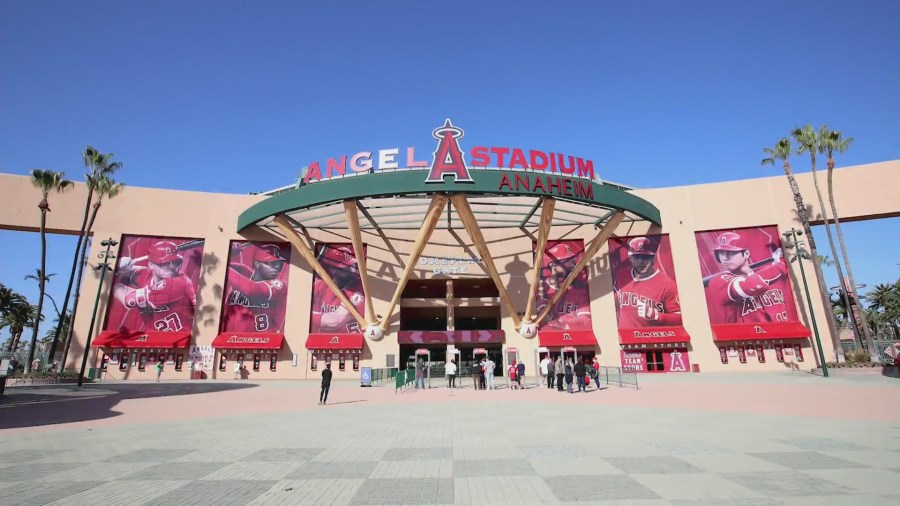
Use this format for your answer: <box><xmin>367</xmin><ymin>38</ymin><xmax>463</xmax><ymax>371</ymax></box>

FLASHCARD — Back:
<box><xmin>574</xmin><ymin>359</ymin><xmax>587</xmax><ymax>393</ymax></box>
<box><xmin>155</xmin><ymin>360</ymin><xmax>164</xmax><ymax>382</ymax></box>
<box><xmin>508</xmin><ymin>361</ymin><xmax>519</xmax><ymax>389</ymax></box>
<box><xmin>233</xmin><ymin>360</ymin><xmax>241</xmax><ymax>380</ymax></box>
<box><xmin>546</xmin><ymin>355</ymin><xmax>555</xmax><ymax>389</ymax></box>
<box><xmin>319</xmin><ymin>363</ymin><xmax>332</xmax><ymax>405</ymax></box>
<box><xmin>565</xmin><ymin>359</ymin><xmax>574</xmax><ymax>394</ymax></box>
<box><xmin>446</xmin><ymin>359</ymin><xmax>457</xmax><ymax>389</ymax></box>
<box><xmin>516</xmin><ymin>361</ymin><xmax>526</xmax><ymax>390</ymax></box>
<box><xmin>539</xmin><ymin>354</ymin><xmax>550</xmax><ymax>388</ymax></box>
<box><xmin>415</xmin><ymin>359</ymin><xmax>426</xmax><ymax>389</ymax></box>
<box><xmin>484</xmin><ymin>357</ymin><xmax>496</xmax><ymax>390</ymax></box>
<box><xmin>555</xmin><ymin>355</ymin><xmax>565</xmax><ymax>392</ymax></box>
<box><xmin>592</xmin><ymin>356</ymin><xmax>601</xmax><ymax>390</ymax></box>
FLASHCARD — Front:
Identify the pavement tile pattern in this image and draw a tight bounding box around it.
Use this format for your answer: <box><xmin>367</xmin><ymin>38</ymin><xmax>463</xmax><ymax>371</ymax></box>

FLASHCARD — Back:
<box><xmin>1</xmin><ymin>373</ymin><xmax>898</xmax><ymax>505</ymax></box>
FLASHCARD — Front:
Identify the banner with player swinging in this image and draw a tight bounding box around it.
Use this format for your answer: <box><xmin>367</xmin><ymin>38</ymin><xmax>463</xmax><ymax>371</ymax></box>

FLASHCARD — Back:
<box><xmin>100</xmin><ymin>235</ymin><xmax>205</xmax><ymax>348</ymax></box>
<box><xmin>534</xmin><ymin>240</ymin><xmax>598</xmax><ymax>347</ymax></box>
<box><xmin>609</xmin><ymin>235</ymin><xmax>691</xmax><ymax>372</ymax></box>
<box><xmin>213</xmin><ymin>241</ymin><xmax>291</xmax><ymax>350</ymax></box>
<box><xmin>306</xmin><ymin>244</ymin><xmax>367</xmax><ymax>369</ymax></box>
<box><xmin>695</xmin><ymin>226</ymin><xmax>811</xmax><ymax>341</ymax></box>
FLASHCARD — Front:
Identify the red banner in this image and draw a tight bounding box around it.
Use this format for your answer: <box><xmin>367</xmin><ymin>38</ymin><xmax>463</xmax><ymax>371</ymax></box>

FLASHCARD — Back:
<box><xmin>310</xmin><ymin>244</ymin><xmax>366</xmax><ymax>335</ymax></box>
<box><xmin>609</xmin><ymin>235</ymin><xmax>689</xmax><ymax>344</ymax></box>
<box><xmin>104</xmin><ymin>236</ymin><xmax>205</xmax><ymax>336</ymax></box>
<box><xmin>221</xmin><ymin>241</ymin><xmax>291</xmax><ymax>333</ymax></box>
<box><xmin>695</xmin><ymin>226</ymin><xmax>804</xmax><ymax>335</ymax></box>
<box><xmin>535</xmin><ymin>240</ymin><xmax>593</xmax><ymax>331</ymax></box>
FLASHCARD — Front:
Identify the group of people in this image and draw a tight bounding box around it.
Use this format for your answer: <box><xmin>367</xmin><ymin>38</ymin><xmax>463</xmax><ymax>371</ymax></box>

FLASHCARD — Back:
<box><xmin>540</xmin><ymin>354</ymin><xmax>603</xmax><ymax>393</ymax></box>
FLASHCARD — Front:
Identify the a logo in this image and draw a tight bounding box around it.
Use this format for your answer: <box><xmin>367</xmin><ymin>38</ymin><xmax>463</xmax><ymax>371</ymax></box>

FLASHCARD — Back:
<box><xmin>669</xmin><ymin>350</ymin><xmax>687</xmax><ymax>372</ymax></box>
<box><xmin>754</xmin><ymin>325</ymin><xmax>767</xmax><ymax>334</ymax></box>
<box><xmin>424</xmin><ymin>119</ymin><xmax>473</xmax><ymax>183</ymax></box>
<box><xmin>225</xmin><ymin>336</ymin><xmax>271</xmax><ymax>344</ymax></box>
<box><xmin>135</xmin><ymin>335</ymin><xmax>149</xmax><ymax>342</ymax></box>
<box><xmin>329</xmin><ymin>336</ymin><xmax>340</xmax><ymax>344</ymax></box>
<box><xmin>562</xmin><ymin>333</ymin><xmax>573</xmax><ymax>341</ymax></box>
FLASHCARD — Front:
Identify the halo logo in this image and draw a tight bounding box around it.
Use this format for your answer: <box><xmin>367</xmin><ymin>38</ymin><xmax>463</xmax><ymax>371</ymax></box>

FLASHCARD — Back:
<box><xmin>425</xmin><ymin>119</ymin><xmax>473</xmax><ymax>183</ymax></box>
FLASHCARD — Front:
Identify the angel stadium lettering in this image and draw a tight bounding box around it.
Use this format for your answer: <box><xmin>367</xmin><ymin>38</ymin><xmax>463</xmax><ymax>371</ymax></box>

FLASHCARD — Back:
<box><xmin>298</xmin><ymin>119</ymin><xmax>600</xmax><ymax>185</ymax></box>
<box><xmin>225</xmin><ymin>336</ymin><xmax>271</xmax><ymax>344</ymax></box>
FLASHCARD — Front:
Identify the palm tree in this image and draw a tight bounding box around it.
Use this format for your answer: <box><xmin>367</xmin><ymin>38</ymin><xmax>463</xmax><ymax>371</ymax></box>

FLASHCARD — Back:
<box><xmin>44</xmin><ymin>312</ymin><xmax>71</xmax><ymax>346</ymax></box>
<box><xmin>791</xmin><ymin>125</ymin><xmax>859</xmax><ymax>350</ymax></box>
<box><xmin>58</xmin><ymin>175</ymin><xmax>126</xmax><ymax>372</ymax></box>
<box><xmin>762</xmin><ymin>137</ymin><xmax>844</xmax><ymax>359</ymax></box>
<box><xmin>1</xmin><ymin>291</ymin><xmax>29</xmax><ymax>351</ymax></box>
<box><xmin>49</xmin><ymin>146</ymin><xmax>123</xmax><ymax>368</ymax></box>
<box><xmin>3</xmin><ymin>304</ymin><xmax>41</xmax><ymax>355</ymax></box>
<box><xmin>27</xmin><ymin>170</ymin><xmax>73</xmax><ymax>373</ymax></box>
<box><xmin>818</xmin><ymin>126</ymin><xmax>877</xmax><ymax>358</ymax></box>
<box><xmin>866</xmin><ymin>282</ymin><xmax>900</xmax><ymax>339</ymax></box>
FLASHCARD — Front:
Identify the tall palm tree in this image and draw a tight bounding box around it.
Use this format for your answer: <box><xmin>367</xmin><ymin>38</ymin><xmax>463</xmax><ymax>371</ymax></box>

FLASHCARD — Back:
<box><xmin>1</xmin><ymin>292</ymin><xmax>29</xmax><ymax>351</ymax></box>
<box><xmin>58</xmin><ymin>175</ymin><xmax>126</xmax><ymax>372</ymax></box>
<box><xmin>3</xmin><ymin>304</ymin><xmax>41</xmax><ymax>355</ymax></box>
<box><xmin>761</xmin><ymin>137</ymin><xmax>844</xmax><ymax>359</ymax></box>
<box><xmin>866</xmin><ymin>282</ymin><xmax>900</xmax><ymax>339</ymax></box>
<box><xmin>818</xmin><ymin>126</ymin><xmax>877</xmax><ymax>358</ymax></box>
<box><xmin>27</xmin><ymin>170</ymin><xmax>73</xmax><ymax>373</ymax></box>
<box><xmin>49</xmin><ymin>146</ymin><xmax>123</xmax><ymax>366</ymax></box>
<box><xmin>791</xmin><ymin>125</ymin><xmax>859</xmax><ymax>349</ymax></box>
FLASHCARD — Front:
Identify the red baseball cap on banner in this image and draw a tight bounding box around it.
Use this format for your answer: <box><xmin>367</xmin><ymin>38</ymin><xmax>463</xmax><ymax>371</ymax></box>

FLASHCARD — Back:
<box><xmin>254</xmin><ymin>244</ymin><xmax>285</xmax><ymax>263</ymax></box>
<box><xmin>319</xmin><ymin>245</ymin><xmax>357</xmax><ymax>270</ymax></box>
<box><xmin>149</xmin><ymin>241</ymin><xmax>182</xmax><ymax>264</ymax></box>
<box><xmin>543</xmin><ymin>242</ymin><xmax>578</xmax><ymax>267</ymax></box>
<box><xmin>713</xmin><ymin>231</ymin><xmax>749</xmax><ymax>252</ymax></box>
<box><xmin>627</xmin><ymin>237</ymin><xmax>656</xmax><ymax>256</ymax></box>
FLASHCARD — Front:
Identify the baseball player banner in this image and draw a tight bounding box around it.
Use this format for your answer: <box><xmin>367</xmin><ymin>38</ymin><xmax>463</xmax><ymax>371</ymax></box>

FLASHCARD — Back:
<box><xmin>221</xmin><ymin>241</ymin><xmax>291</xmax><ymax>333</ymax></box>
<box><xmin>695</xmin><ymin>226</ymin><xmax>808</xmax><ymax>338</ymax></box>
<box><xmin>536</xmin><ymin>240</ymin><xmax>593</xmax><ymax>331</ymax></box>
<box><xmin>609</xmin><ymin>235</ymin><xmax>690</xmax><ymax>344</ymax></box>
<box><xmin>104</xmin><ymin>236</ymin><xmax>205</xmax><ymax>335</ymax></box>
<box><xmin>309</xmin><ymin>243</ymin><xmax>366</xmax><ymax>335</ymax></box>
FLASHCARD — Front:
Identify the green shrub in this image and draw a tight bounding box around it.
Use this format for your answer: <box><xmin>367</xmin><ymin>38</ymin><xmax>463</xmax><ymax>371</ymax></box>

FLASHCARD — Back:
<box><xmin>845</xmin><ymin>348</ymin><xmax>871</xmax><ymax>364</ymax></box>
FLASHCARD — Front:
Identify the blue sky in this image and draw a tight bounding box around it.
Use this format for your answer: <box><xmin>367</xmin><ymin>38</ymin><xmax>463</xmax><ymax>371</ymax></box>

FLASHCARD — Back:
<box><xmin>1</xmin><ymin>1</ymin><xmax>898</xmax><ymax>341</ymax></box>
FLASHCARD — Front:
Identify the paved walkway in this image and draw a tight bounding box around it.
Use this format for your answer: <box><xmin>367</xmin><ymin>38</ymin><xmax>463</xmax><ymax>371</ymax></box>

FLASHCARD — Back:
<box><xmin>1</xmin><ymin>371</ymin><xmax>898</xmax><ymax>505</ymax></box>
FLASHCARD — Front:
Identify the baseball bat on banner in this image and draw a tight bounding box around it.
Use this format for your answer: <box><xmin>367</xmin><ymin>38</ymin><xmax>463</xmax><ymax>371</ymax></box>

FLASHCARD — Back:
<box><xmin>701</xmin><ymin>254</ymin><xmax>779</xmax><ymax>288</ymax></box>
<box><xmin>131</xmin><ymin>239</ymin><xmax>204</xmax><ymax>263</ymax></box>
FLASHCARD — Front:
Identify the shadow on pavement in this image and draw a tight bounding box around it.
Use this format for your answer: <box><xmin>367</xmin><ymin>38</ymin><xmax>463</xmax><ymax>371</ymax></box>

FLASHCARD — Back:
<box><xmin>0</xmin><ymin>382</ymin><xmax>258</xmax><ymax>430</ymax></box>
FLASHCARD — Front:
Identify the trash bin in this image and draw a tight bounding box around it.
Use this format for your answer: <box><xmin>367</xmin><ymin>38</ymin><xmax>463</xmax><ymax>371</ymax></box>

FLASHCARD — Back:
<box><xmin>191</xmin><ymin>371</ymin><xmax>204</xmax><ymax>380</ymax></box>
<box><xmin>87</xmin><ymin>368</ymin><xmax>100</xmax><ymax>380</ymax></box>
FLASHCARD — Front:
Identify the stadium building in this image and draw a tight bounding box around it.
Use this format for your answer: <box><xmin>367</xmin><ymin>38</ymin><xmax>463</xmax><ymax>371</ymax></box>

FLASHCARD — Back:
<box><xmin>2</xmin><ymin>120</ymin><xmax>898</xmax><ymax>381</ymax></box>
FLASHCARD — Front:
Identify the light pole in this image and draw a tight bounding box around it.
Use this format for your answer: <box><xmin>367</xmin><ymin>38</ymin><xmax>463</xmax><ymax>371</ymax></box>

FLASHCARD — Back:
<box><xmin>77</xmin><ymin>238</ymin><xmax>117</xmax><ymax>387</ymax></box>
<box><xmin>783</xmin><ymin>228</ymin><xmax>828</xmax><ymax>377</ymax></box>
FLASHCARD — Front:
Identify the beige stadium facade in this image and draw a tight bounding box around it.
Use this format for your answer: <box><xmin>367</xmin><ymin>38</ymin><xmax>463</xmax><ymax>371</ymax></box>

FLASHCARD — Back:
<box><xmin>1</xmin><ymin>151</ymin><xmax>898</xmax><ymax>382</ymax></box>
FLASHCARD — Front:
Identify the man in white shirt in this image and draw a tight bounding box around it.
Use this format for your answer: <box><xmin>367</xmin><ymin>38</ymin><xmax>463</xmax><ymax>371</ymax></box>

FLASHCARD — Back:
<box><xmin>484</xmin><ymin>358</ymin><xmax>496</xmax><ymax>390</ymax></box>
<box><xmin>539</xmin><ymin>355</ymin><xmax>550</xmax><ymax>388</ymax></box>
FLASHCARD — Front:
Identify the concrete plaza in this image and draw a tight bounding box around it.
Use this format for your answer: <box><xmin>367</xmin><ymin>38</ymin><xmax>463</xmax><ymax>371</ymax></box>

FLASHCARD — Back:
<box><xmin>1</xmin><ymin>371</ymin><xmax>898</xmax><ymax>505</ymax></box>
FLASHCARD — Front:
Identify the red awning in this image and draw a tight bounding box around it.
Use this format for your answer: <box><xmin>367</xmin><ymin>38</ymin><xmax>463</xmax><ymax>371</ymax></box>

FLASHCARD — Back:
<box><xmin>618</xmin><ymin>326</ymin><xmax>691</xmax><ymax>345</ymax></box>
<box><xmin>212</xmin><ymin>333</ymin><xmax>284</xmax><ymax>350</ymax></box>
<box><xmin>306</xmin><ymin>333</ymin><xmax>365</xmax><ymax>350</ymax></box>
<box><xmin>92</xmin><ymin>330</ymin><xmax>191</xmax><ymax>349</ymax></box>
<box><xmin>711</xmin><ymin>322</ymin><xmax>811</xmax><ymax>342</ymax></box>
<box><xmin>397</xmin><ymin>330</ymin><xmax>505</xmax><ymax>344</ymax></box>
<box><xmin>538</xmin><ymin>330</ymin><xmax>598</xmax><ymax>347</ymax></box>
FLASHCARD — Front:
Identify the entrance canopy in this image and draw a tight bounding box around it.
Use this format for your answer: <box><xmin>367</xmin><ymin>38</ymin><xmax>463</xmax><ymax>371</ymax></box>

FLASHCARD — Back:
<box><xmin>711</xmin><ymin>322</ymin><xmax>811</xmax><ymax>342</ymax></box>
<box><xmin>92</xmin><ymin>330</ymin><xmax>190</xmax><ymax>349</ymax></box>
<box><xmin>212</xmin><ymin>333</ymin><xmax>284</xmax><ymax>350</ymax></box>
<box><xmin>306</xmin><ymin>333</ymin><xmax>365</xmax><ymax>350</ymax></box>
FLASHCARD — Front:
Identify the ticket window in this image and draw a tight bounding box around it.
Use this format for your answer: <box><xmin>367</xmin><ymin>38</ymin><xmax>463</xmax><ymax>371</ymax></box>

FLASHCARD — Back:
<box><xmin>719</xmin><ymin>346</ymin><xmax>728</xmax><ymax>364</ymax></box>
<box><xmin>119</xmin><ymin>351</ymin><xmax>129</xmax><ymax>371</ymax></box>
<box><xmin>219</xmin><ymin>352</ymin><xmax>228</xmax><ymax>372</ymax></box>
<box><xmin>100</xmin><ymin>354</ymin><xmax>110</xmax><ymax>371</ymax></box>
<box><xmin>756</xmin><ymin>345</ymin><xmax>766</xmax><ymax>363</ymax></box>
<box><xmin>130</xmin><ymin>351</ymin><xmax>139</xmax><ymax>366</ymax></box>
<box><xmin>352</xmin><ymin>353</ymin><xmax>360</xmax><ymax>371</ymax></box>
<box><xmin>175</xmin><ymin>354</ymin><xmax>184</xmax><ymax>371</ymax></box>
<box><xmin>138</xmin><ymin>353</ymin><xmax>148</xmax><ymax>371</ymax></box>
<box><xmin>738</xmin><ymin>346</ymin><xmax>747</xmax><ymax>364</ymax></box>
<box><xmin>339</xmin><ymin>353</ymin><xmax>346</xmax><ymax>371</ymax></box>
<box><xmin>269</xmin><ymin>353</ymin><xmax>277</xmax><ymax>371</ymax></box>
<box><xmin>326</xmin><ymin>353</ymin><xmax>333</xmax><ymax>367</ymax></box>
<box><xmin>645</xmin><ymin>351</ymin><xmax>664</xmax><ymax>372</ymax></box>
<box><xmin>237</xmin><ymin>353</ymin><xmax>245</xmax><ymax>366</ymax></box>
<box><xmin>311</xmin><ymin>353</ymin><xmax>318</xmax><ymax>371</ymax></box>
<box><xmin>253</xmin><ymin>353</ymin><xmax>261</xmax><ymax>372</ymax></box>
<box><xmin>774</xmin><ymin>345</ymin><xmax>785</xmax><ymax>362</ymax></box>
<box><xmin>792</xmin><ymin>344</ymin><xmax>804</xmax><ymax>362</ymax></box>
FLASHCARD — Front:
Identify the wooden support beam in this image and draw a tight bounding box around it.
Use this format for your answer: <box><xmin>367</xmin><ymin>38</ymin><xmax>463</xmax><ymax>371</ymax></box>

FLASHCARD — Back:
<box><xmin>343</xmin><ymin>200</ymin><xmax>376</xmax><ymax>324</ymax></box>
<box><xmin>450</xmin><ymin>194</ymin><xmax>522</xmax><ymax>328</ymax></box>
<box><xmin>534</xmin><ymin>211</ymin><xmax>625</xmax><ymax>326</ymax></box>
<box><xmin>522</xmin><ymin>198</ymin><xmax>556</xmax><ymax>325</ymax></box>
<box><xmin>273</xmin><ymin>214</ymin><xmax>368</xmax><ymax>330</ymax></box>
<box><xmin>379</xmin><ymin>194</ymin><xmax>448</xmax><ymax>331</ymax></box>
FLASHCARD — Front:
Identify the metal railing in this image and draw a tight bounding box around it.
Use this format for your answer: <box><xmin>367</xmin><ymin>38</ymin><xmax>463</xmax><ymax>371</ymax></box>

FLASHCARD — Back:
<box><xmin>596</xmin><ymin>366</ymin><xmax>639</xmax><ymax>390</ymax></box>
<box><xmin>369</xmin><ymin>367</ymin><xmax>398</xmax><ymax>383</ymax></box>
<box><xmin>840</xmin><ymin>338</ymin><xmax>899</xmax><ymax>364</ymax></box>
<box><xmin>395</xmin><ymin>368</ymin><xmax>416</xmax><ymax>392</ymax></box>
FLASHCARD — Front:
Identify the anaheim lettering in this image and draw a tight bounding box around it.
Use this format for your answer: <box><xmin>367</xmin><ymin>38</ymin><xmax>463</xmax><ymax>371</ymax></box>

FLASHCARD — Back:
<box><xmin>498</xmin><ymin>174</ymin><xmax>594</xmax><ymax>200</ymax></box>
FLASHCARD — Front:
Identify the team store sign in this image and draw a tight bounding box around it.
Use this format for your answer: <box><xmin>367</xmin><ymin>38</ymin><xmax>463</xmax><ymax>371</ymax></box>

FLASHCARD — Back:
<box><xmin>298</xmin><ymin>119</ymin><xmax>601</xmax><ymax>192</ymax></box>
